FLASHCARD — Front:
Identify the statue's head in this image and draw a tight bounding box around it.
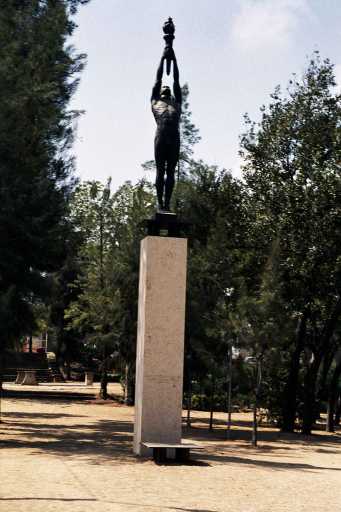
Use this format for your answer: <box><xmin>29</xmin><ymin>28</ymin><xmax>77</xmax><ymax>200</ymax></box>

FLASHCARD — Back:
<box><xmin>160</xmin><ymin>85</ymin><xmax>171</xmax><ymax>100</ymax></box>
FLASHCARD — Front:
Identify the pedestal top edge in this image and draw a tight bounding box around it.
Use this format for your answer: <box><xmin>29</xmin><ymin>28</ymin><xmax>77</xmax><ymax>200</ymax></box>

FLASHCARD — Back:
<box><xmin>142</xmin><ymin>235</ymin><xmax>188</xmax><ymax>243</ymax></box>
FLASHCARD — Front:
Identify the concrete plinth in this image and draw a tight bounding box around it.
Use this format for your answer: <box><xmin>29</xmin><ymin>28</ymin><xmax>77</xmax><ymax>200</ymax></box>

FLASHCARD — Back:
<box><xmin>134</xmin><ymin>236</ymin><xmax>187</xmax><ymax>456</ymax></box>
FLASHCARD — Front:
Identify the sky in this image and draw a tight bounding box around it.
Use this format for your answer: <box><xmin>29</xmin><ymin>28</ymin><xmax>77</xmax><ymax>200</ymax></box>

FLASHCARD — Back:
<box><xmin>70</xmin><ymin>0</ymin><xmax>341</xmax><ymax>190</ymax></box>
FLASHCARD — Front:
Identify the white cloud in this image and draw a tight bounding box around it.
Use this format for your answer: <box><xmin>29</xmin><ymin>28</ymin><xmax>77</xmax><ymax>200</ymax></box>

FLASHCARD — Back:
<box><xmin>231</xmin><ymin>0</ymin><xmax>309</xmax><ymax>52</ymax></box>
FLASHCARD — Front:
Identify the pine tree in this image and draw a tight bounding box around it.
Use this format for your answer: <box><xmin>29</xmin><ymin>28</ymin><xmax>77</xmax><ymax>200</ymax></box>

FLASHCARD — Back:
<box><xmin>66</xmin><ymin>179</ymin><xmax>154</xmax><ymax>400</ymax></box>
<box><xmin>0</xmin><ymin>1</ymin><xmax>88</xmax><ymax>360</ymax></box>
<box><xmin>240</xmin><ymin>54</ymin><xmax>341</xmax><ymax>433</ymax></box>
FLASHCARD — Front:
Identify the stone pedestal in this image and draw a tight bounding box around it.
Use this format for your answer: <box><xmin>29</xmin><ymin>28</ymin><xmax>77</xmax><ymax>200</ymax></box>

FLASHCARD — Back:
<box><xmin>133</xmin><ymin>236</ymin><xmax>187</xmax><ymax>456</ymax></box>
<box><xmin>85</xmin><ymin>371</ymin><xmax>94</xmax><ymax>386</ymax></box>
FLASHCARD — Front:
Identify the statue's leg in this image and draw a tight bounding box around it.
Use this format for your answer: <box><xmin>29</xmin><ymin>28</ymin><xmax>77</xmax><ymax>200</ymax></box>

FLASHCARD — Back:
<box><xmin>164</xmin><ymin>167</ymin><xmax>175</xmax><ymax>211</ymax></box>
<box><xmin>164</xmin><ymin>139</ymin><xmax>180</xmax><ymax>211</ymax></box>
<box><xmin>155</xmin><ymin>137</ymin><xmax>166</xmax><ymax>210</ymax></box>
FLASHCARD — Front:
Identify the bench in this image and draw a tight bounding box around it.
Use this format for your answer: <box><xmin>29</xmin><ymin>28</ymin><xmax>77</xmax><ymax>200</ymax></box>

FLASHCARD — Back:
<box><xmin>15</xmin><ymin>369</ymin><xmax>38</xmax><ymax>385</ymax></box>
<box><xmin>15</xmin><ymin>370</ymin><xmax>26</xmax><ymax>384</ymax></box>
<box><xmin>142</xmin><ymin>442</ymin><xmax>203</xmax><ymax>463</ymax></box>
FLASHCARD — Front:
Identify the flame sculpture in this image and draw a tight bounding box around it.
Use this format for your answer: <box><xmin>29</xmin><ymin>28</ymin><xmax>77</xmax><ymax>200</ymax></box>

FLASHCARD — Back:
<box><xmin>163</xmin><ymin>17</ymin><xmax>175</xmax><ymax>76</ymax></box>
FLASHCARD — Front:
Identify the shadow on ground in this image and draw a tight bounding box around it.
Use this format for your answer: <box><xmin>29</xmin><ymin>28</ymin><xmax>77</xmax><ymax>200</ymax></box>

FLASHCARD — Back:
<box><xmin>1</xmin><ymin>394</ymin><xmax>340</xmax><ymax>471</ymax></box>
<box><xmin>2</xmin><ymin>388</ymin><xmax>94</xmax><ymax>402</ymax></box>
<box><xmin>184</xmin><ymin>414</ymin><xmax>341</xmax><ymax>445</ymax></box>
<box><xmin>1</xmin><ymin>415</ymin><xmax>136</xmax><ymax>465</ymax></box>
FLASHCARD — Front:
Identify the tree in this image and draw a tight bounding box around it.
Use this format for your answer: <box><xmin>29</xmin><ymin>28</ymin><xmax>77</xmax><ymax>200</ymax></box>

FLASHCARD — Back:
<box><xmin>231</xmin><ymin>240</ymin><xmax>293</xmax><ymax>442</ymax></box>
<box><xmin>108</xmin><ymin>180</ymin><xmax>154</xmax><ymax>402</ymax></box>
<box><xmin>49</xmin><ymin>229</ymin><xmax>83</xmax><ymax>376</ymax></box>
<box><xmin>177</xmin><ymin>83</ymin><xmax>201</xmax><ymax>178</ymax></box>
<box><xmin>240</xmin><ymin>54</ymin><xmax>341</xmax><ymax>433</ymax></box>
<box><xmin>66</xmin><ymin>179</ymin><xmax>154</xmax><ymax>400</ymax></box>
<box><xmin>0</xmin><ymin>1</ymin><xmax>88</xmax><ymax>379</ymax></box>
<box><xmin>66</xmin><ymin>180</ymin><xmax>116</xmax><ymax>397</ymax></box>
<box><xmin>175</xmin><ymin>161</ymin><xmax>247</xmax><ymax>423</ymax></box>
<box><xmin>326</xmin><ymin>350</ymin><xmax>341</xmax><ymax>431</ymax></box>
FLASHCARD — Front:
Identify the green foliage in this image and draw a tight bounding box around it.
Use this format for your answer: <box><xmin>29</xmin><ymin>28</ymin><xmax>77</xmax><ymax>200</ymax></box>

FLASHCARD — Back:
<box><xmin>178</xmin><ymin>83</ymin><xmax>201</xmax><ymax>177</ymax></box>
<box><xmin>65</xmin><ymin>179</ymin><xmax>154</xmax><ymax>398</ymax></box>
<box><xmin>240</xmin><ymin>53</ymin><xmax>341</xmax><ymax>431</ymax></box>
<box><xmin>0</xmin><ymin>0</ymin><xmax>87</xmax><ymax>352</ymax></box>
<box><xmin>47</xmin><ymin>52</ymin><xmax>341</xmax><ymax>430</ymax></box>
<box><xmin>172</xmin><ymin>160</ymin><xmax>248</xmax><ymax>398</ymax></box>
<box><xmin>66</xmin><ymin>180</ymin><xmax>117</xmax><ymax>345</ymax></box>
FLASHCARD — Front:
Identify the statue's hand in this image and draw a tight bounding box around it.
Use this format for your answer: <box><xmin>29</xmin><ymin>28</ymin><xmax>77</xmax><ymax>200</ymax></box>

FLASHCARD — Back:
<box><xmin>163</xmin><ymin>46</ymin><xmax>175</xmax><ymax>61</ymax></box>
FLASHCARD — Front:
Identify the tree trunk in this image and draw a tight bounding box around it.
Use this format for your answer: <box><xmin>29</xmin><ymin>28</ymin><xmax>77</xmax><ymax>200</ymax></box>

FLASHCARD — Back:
<box><xmin>0</xmin><ymin>350</ymin><xmax>3</xmax><ymax>423</ymax></box>
<box><xmin>100</xmin><ymin>343</ymin><xmax>109</xmax><ymax>400</ymax></box>
<box><xmin>252</xmin><ymin>398</ymin><xmax>258</xmax><ymax>447</ymax></box>
<box><xmin>100</xmin><ymin>365</ymin><xmax>108</xmax><ymax>399</ymax></box>
<box><xmin>301</xmin><ymin>356</ymin><xmax>321</xmax><ymax>435</ymax></box>
<box><xmin>123</xmin><ymin>363</ymin><xmax>135</xmax><ymax>405</ymax></box>
<box><xmin>326</xmin><ymin>361</ymin><xmax>341</xmax><ymax>432</ymax></box>
<box><xmin>252</xmin><ymin>360</ymin><xmax>262</xmax><ymax>447</ymax></box>
<box><xmin>209</xmin><ymin>378</ymin><xmax>215</xmax><ymax>431</ymax></box>
<box><xmin>303</xmin><ymin>298</ymin><xmax>341</xmax><ymax>434</ymax></box>
<box><xmin>326</xmin><ymin>402</ymin><xmax>334</xmax><ymax>432</ymax></box>
<box><xmin>318</xmin><ymin>347</ymin><xmax>335</xmax><ymax>400</ymax></box>
<box><xmin>66</xmin><ymin>358</ymin><xmax>71</xmax><ymax>380</ymax></box>
<box><xmin>281</xmin><ymin>314</ymin><xmax>307</xmax><ymax>432</ymax></box>
<box><xmin>124</xmin><ymin>364</ymin><xmax>129</xmax><ymax>404</ymax></box>
<box><xmin>199</xmin><ymin>384</ymin><xmax>204</xmax><ymax>410</ymax></box>
<box><xmin>334</xmin><ymin>394</ymin><xmax>341</xmax><ymax>426</ymax></box>
<box><xmin>226</xmin><ymin>343</ymin><xmax>233</xmax><ymax>439</ymax></box>
<box><xmin>186</xmin><ymin>379</ymin><xmax>192</xmax><ymax>428</ymax></box>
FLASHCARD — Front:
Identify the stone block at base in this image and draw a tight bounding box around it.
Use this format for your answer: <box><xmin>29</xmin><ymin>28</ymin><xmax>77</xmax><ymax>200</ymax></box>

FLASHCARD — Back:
<box><xmin>133</xmin><ymin>236</ymin><xmax>187</xmax><ymax>456</ymax></box>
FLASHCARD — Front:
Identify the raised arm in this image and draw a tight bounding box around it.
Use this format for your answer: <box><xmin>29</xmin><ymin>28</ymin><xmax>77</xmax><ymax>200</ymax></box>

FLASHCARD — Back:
<box><xmin>173</xmin><ymin>55</ymin><xmax>182</xmax><ymax>105</ymax></box>
<box><xmin>151</xmin><ymin>56</ymin><xmax>165</xmax><ymax>101</ymax></box>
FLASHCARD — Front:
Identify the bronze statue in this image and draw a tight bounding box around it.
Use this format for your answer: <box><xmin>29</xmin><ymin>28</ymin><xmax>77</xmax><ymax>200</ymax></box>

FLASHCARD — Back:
<box><xmin>151</xmin><ymin>18</ymin><xmax>182</xmax><ymax>212</ymax></box>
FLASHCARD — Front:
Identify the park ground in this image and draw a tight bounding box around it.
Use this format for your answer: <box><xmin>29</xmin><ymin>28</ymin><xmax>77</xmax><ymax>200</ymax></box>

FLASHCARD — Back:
<box><xmin>0</xmin><ymin>383</ymin><xmax>341</xmax><ymax>512</ymax></box>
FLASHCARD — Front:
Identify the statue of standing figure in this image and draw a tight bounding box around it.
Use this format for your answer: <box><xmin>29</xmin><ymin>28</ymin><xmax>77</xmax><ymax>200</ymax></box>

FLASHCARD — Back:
<box><xmin>151</xmin><ymin>18</ymin><xmax>182</xmax><ymax>212</ymax></box>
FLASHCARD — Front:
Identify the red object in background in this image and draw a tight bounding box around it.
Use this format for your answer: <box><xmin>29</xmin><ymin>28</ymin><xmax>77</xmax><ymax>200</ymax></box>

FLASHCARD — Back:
<box><xmin>22</xmin><ymin>337</ymin><xmax>30</xmax><ymax>352</ymax></box>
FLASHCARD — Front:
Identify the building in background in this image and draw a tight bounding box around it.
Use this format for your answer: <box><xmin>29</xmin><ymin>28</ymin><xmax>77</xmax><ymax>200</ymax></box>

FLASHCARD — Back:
<box><xmin>22</xmin><ymin>333</ymin><xmax>48</xmax><ymax>353</ymax></box>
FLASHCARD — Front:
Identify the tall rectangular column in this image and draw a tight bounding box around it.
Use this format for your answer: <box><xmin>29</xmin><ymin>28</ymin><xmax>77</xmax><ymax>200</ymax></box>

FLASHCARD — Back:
<box><xmin>133</xmin><ymin>236</ymin><xmax>187</xmax><ymax>456</ymax></box>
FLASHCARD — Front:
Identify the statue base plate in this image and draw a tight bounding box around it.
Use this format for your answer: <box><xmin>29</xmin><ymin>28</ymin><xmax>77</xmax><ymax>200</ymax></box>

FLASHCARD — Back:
<box><xmin>144</xmin><ymin>212</ymin><xmax>188</xmax><ymax>237</ymax></box>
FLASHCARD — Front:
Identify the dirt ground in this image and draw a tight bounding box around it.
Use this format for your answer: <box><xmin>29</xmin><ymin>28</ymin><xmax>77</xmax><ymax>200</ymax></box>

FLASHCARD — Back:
<box><xmin>0</xmin><ymin>382</ymin><xmax>341</xmax><ymax>512</ymax></box>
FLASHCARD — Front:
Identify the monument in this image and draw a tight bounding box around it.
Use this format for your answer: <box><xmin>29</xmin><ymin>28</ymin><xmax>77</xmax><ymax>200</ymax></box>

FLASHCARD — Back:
<box><xmin>151</xmin><ymin>17</ymin><xmax>182</xmax><ymax>212</ymax></box>
<box><xmin>133</xmin><ymin>18</ymin><xmax>188</xmax><ymax>459</ymax></box>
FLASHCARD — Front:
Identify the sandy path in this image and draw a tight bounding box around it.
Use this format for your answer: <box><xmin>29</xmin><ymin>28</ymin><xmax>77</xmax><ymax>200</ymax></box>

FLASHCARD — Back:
<box><xmin>0</xmin><ymin>385</ymin><xmax>340</xmax><ymax>512</ymax></box>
